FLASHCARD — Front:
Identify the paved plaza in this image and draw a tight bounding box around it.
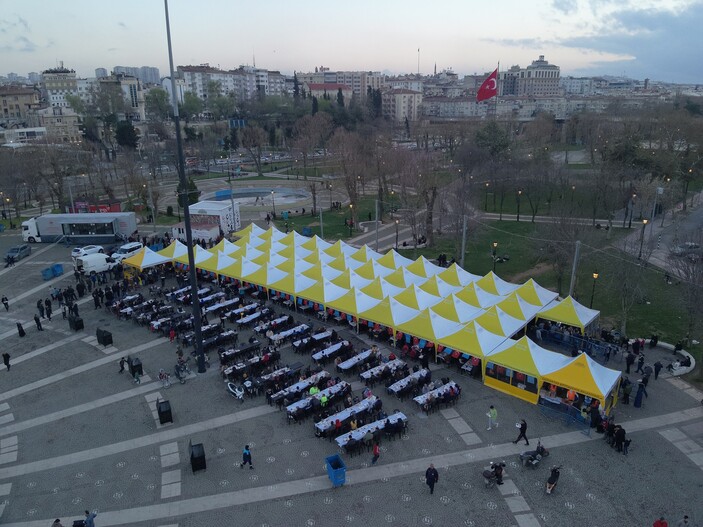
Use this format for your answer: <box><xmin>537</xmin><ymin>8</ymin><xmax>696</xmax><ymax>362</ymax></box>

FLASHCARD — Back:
<box><xmin>0</xmin><ymin>234</ymin><xmax>702</xmax><ymax>527</ymax></box>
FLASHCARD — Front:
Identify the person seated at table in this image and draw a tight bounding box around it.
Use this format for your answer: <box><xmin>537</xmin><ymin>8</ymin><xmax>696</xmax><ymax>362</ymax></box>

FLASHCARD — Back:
<box><xmin>334</xmin><ymin>419</ymin><xmax>343</xmax><ymax>435</ymax></box>
<box><xmin>423</xmin><ymin>393</ymin><xmax>436</xmax><ymax>413</ymax></box>
<box><xmin>422</xmin><ymin>383</ymin><xmax>431</xmax><ymax>395</ymax></box>
<box><xmin>344</xmin><ymin>394</ymin><xmax>353</xmax><ymax>408</ymax></box>
<box><xmin>362</xmin><ymin>387</ymin><xmax>373</xmax><ymax>399</ymax></box>
<box><xmin>388</xmin><ymin>351</ymin><xmax>397</xmax><ymax>361</ymax></box>
<box><xmin>350</xmin><ymin>416</ymin><xmax>358</xmax><ymax>430</ymax></box>
<box><xmin>344</xmin><ymin>436</ymin><xmax>359</xmax><ymax>454</ymax></box>
<box><xmin>334</xmin><ymin>356</ymin><xmax>343</xmax><ymax>367</ymax></box>
<box><xmin>309</xmin><ymin>385</ymin><xmax>319</xmax><ymax>396</ymax></box>
<box><xmin>320</xmin><ymin>394</ymin><xmax>329</xmax><ymax>407</ymax></box>
<box><xmin>327</xmin><ymin>377</ymin><xmax>336</xmax><ymax>388</ymax></box>
<box><xmin>330</xmin><ymin>329</ymin><xmax>338</xmax><ymax>341</ymax></box>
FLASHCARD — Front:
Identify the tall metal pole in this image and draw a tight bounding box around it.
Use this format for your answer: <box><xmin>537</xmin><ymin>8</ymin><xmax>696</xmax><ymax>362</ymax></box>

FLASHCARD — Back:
<box><xmin>568</xmin><ymin>240</ymin><xmax>581</xmax><ymax>298</ymax></box>
<box><xmin>68</xmin><ymin>181</ymin><xmax>75</xmax><ymax>213</ymax></box>
<box><xmin>459</xmin><ymin>215</ymin><xmax>467</xmax><ymax>268</ymax></box>
<box><xmin>146</xmin><ymin>183</ymin><xmax>156</xmax><ymax>235</ymax></box>
<box><xmin>165</xmin><ymin>0</ymin><xmax>205</xmax><ymax>373</ymax></box>
<box><xmin>227</xmin><ymin>173</ymin><xmax>236</xmax><ymax>236</ymax></box>
<box><xmin>374</xmin><ymin>199</ymin><xmax>379</xmax><ymax>251</ymax></box>
<box><xmin>319</xmin><ymin>208</ymin><xmax>324</xmax><ymax>239</ymax></box>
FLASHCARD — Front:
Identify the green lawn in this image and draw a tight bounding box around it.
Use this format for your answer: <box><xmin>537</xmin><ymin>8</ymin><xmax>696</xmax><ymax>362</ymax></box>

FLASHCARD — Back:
<box><xmin>272</xmin><ymin>197</ymin><xmax>377</xmax><ymax>240</ymax></box>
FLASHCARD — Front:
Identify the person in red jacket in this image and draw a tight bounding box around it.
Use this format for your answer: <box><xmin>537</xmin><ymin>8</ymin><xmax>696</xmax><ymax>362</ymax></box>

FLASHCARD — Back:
<box><xmin>653</xmin><ymin>517</ymin><xmax>668</xmax><ymax>527</ymax></box>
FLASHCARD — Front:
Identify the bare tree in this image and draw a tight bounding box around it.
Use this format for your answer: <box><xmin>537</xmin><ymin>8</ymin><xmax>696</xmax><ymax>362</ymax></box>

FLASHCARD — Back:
<box><xmin>242</xmin><ymin>125</ymin><xmax>267</xmax><ymax>176</ymax></box>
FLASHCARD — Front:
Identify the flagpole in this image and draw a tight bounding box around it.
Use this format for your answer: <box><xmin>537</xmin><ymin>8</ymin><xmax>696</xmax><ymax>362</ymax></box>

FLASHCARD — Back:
<box><xmin>494</xmin><ymin>61</ymin><xmax>499</xmax><ymax>119</ymax></box>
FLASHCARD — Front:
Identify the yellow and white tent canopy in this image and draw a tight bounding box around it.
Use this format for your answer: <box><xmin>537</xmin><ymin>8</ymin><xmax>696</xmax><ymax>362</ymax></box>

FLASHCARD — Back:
<box><xmin>326</xmin><ymin>287</ymin><xmax>381</xmax><ymax>315</ymax></box>
<box><xmin>405</xmin><ymin>255</ymin><xmax>445</xmax><ymax>279</ymax></box>
<box><xmin>297</xmin><ymin>278</ymin><xmax>350</xmax><ymax>306</ymax></box>
<box><xmin>275</xmin><ymin>257</ymin><xmax>314</xmax><ymax>275</ymax></box>
<box><xmin>357</xmin><ymin>297</ymin><xmax>420</xmax><ymax>328</ymax></box>
<box><xmin>487</xmin><ymin>336</ymin><xmax>573</xmax><ymax>374</ymax></box>
<box><xmin>268</xmin><ymin>272</ymin><xmax>317</xmax><ymax>297</ymax></box>
<box><xmin>474</xmin><ymin>305</ymin><xmax>525</xmax><ymax>338</ymax></box>
<box><xmin>157</xmin><ymin>240</ymin><xmax>188</xmax><ymax>260</ymax></box>
<box><xmin>541</xmin><ymin>353</ymin><xmax>621</xmax><ymax>403</ymax></box>
<box><xmin>354</xmin><ymin>259</ymin><xmax>395</xmax><ymax>280</ymax></box>
<box><xmin>300</xmin><ymin>235</ymin><xmax>332</xmax><ymax>253</ymax></box>
<box><xmin>212</xmin><ymin>238</ymin><xmax>238</xmax><ymax>255</ymax></box>
<box><xmin>233</xmin><ymin>222</ymin><xmax>267</xmax><ymax>239</ymax></box>
<box><xmin>279</xmin><ymin>230</ymin><xmax>310</xmax><ymax>247</ymax></box>
<box><xmin>396</xmin><ymin>309</ymin><xmax>465</xmax><ymax>343</ymax></box>
<box><xmin>257</xmin><ymin>226</ymin><xmax>287</xmax><ymax>242</ymax></box>
<box><xmin>360</xmin><ymin>277</ymin><xmax>405</xmax><ymax>300</ymax></box>
<box><xmin>393</xmin><ymin>284</ymin><xmax>442</xmax><ymax>311</ymax></box>
<box><xmin>303</xmin><ymin>248</ymin><xmax>336</xmax><ymax>265</ymax></box>
<box><xmin>324</xmin><ymin>240</ymin><xmax>356</xmax><ymax>258</ymax></box>
<box><xmin>537</xmin><ymin>295</ymin><xmax>599</xmax><ymax>332</ymax></box>
<box><xmin>419</xmin><ymin>275</ymin><xmax>462</xmax><ymax>298</ymax></box>
<box><xmin>514</xmin><ymin>279</ymin><xmax>558</xmax><ymax>307</ymax></box>
<box><xmin>198</xmin><ymin>251</ymin><xmax>237</xmax><ymax>274</ymax></box>
<box><xmin>376</xmin><ymin>249</ymin><xmax>414</xmax><ymax>270</ymax></box>
<box><xmin>242</xmin><ymin>262</ymin><xmax>289</xmax><ymax>287</ymax></box>
<box><xmin>436</xmin><ymin>320</ymin><xmax>507</xmax><ymax>359</ymax></box>
<box><xmin>274</xmin><ymin>244</ymin><xmax>313</xmax><ymax>261</ymax></box>
<box><xmin>229</xmin><ymin>244</ymin><xmax>265</xmax><ymax>261</ymax></box>
<box><xmin>302</xmin><ymin>262</ymin><xmax>343</xmax><ymax>282</ymax></box>
<box><xmin>495</xmin><ymin>292</ymin><xmax>543</xmax><ymax>322</ymax></box>
<box><xmin>123</xmin><ymin>247</ymin><xmax>171</xmax><ymax>270</ymax></box>
<box><xmin>218</xmin><ymin>258</ymin><xmax>261</xmax><ymax>281</ymax></box>
<box><xmin>455</xmin><ymin>282</ymin><xmax>503</xmax><ymax>309</ymax></box>
<box><xmin>350</xmin><ymin>244</ymin><xmax>382</xmax><ymax>263</ymax></box>
<box><xmin>438</xmin><ymin>263</ymin><xmax>482</xmax><ymax>287</ymax></box>
<box><xmin>330</xmin><ymin>268</ymin><xmax>373</xmax><ymax>290</ymax></box>
<box><xmin>384</xmin><ymin>267</ymin><xmax>427</xmax><ymax>288</ymax></box>
<box><xmin>430</xmin><ymin>294</ymin><xmax>483</xmax><ymax>324</ymax></box>
<box><xmin>328</xmin><ymin>254</ymin><xmax>364</xmax><ymax>272</ymax></box>
<box><xmin>475</xmin><ymin>271</ymin><xmax>521</xmax><ymax>296</ymax></box>
<box><xmin>174</xmin><ymin>245</ymin><xmax>213</xmax><ymax>266</ymax></box>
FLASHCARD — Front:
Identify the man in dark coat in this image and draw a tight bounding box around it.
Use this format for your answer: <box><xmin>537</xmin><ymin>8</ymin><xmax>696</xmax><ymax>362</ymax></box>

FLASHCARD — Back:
<box><xmin>2</xmin><ymin>352</ymin><xmax>10</xmax><ymax>370</ymax></box>
<box><xmin>625</xmin><ymin>352</ymin><xmax>635</xmax><ymax>374</ymax></box>
<box><xmin>654</xmin><ymin>361</ymin><xmax>663</xmax><ymax>380</ymax></box>
<box><xmin>34</xmin><ymin>314</ymin><xmax>43</xmax><ymax>331</ymax></box>
<box><xmin>513</xmin><ymin>419</ymin><xmax>529</xmax><ymax>445</ymax></box>
<box><xmin>425</xmin><ymin>464</ymin><xmax>439</xmax><ymax>494</ymax></box>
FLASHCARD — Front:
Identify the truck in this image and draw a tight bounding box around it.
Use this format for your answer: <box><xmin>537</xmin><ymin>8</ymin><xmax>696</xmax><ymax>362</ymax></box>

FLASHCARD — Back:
<box><xmin>22</xmin><ymin>212</ymin><xmax>138</xmax><ymax>244</ymax></box>
<box><xmin>188</xmin><ymin>200</ymin><xmax>240</xmax><ymax>235</ymax></box>
<box><xmin>74</xmin><ymin>253</ymin><xmax>118</xmax><ymax>275</ymax></box>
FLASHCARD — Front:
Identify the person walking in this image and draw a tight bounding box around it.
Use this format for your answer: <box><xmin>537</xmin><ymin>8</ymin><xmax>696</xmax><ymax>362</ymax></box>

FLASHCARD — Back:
<box><xmin>676</xmin><ymin>515</ymin><xmax>690</xmax><ymax>526</ymax></box>
<box><xmin>34</xmin><ymin>314</ymin><xmax>43</xmax><ymax>331</ymax></box>
<box><xmin>622</xmin><ymin>380</ymin><xmax>632</xmax><ymax>405</ymax></box>
<box><xmin>62</xmin><ymin>304</ymin><xmax>67</xmax><ymax>320</ymax></box>
<box><xmin>371</xmin><ymin>442</ymin><xmax>380</xmax><ymax>465</ymax></box>
<box><xmin>487</xmin><ymin>405</ymin><xmax>498</xmax><ymax>430</ymax></box>
<box><xmin>513</xmin><ymin>419</ymin><xmax>529</xmax><ymax>445</ymax></box>
<box><xmin>16</xmin><ymin>322</ymin><xmax>25</xmax><ymax>337</ymax></box>
<box><xmin>653</xmin><ymin>517</ymin><xmax>668</xmax><ymax>527</ymax></box>
<box><xmin>2</xmin><ymin>352</ymin><xmax>10</xmax><ymax>371</ymax></box>
<box><xmin>625</xmin><ymin>352</ymin><xmax>635</xmax><ymax>374</ymax></box>
<box><xmin>84</xmin><ymin>510</ymin><xmax>97</xmax><ymax>527</ymax></box>
<box><xmin>636</xmin><ymin>354</ymin><xmax>645</xmax><ymax>374</ymax></box>
<box><xmin>118</xmin><ymin>357</ymin><xmax>126</xmax><ymax>374</ymax></box>
<box><xmin>45</xmin><ymin>298</ymin><xmax>52</xmax><ymax>321</ymax></box>
<box><xmin>634</xmin><ymin>380</ymin><xmax>647</xmax><ymax>408</ymax></box>
<box><xmin>425</xmin><ymin>464</ymin><xmax>439</xmax><ymax>494</ymax></box>
<box><xmin>52</xmin><ymin>519</ymin><xmax>64</xmax><ymax>527</ymax></box>
<box><xmin>1</xmin><ymin>295</ymin><xmax>8</xmax><ymax>311</ymax></box>
<box><xmin>240</xmin><ymin>444</ymin><xmax>253</xmax><ymax>469</ymax></box>
<box><xmin>654</xmin><ymin>360</ymin><xmax>663</xmax><ymax>380</ymax></box>
<box><xmin>36</xmin><ymin>299</ymin><xmax>45</xmax><ymax>319</ymax></box>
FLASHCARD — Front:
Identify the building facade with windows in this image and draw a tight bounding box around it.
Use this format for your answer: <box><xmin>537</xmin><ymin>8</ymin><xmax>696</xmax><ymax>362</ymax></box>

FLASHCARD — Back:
<box><xmin>41</xmin><ymin>65</ymin><xmax>78</xmax><ymax>107</ymax></box>
<box><xmin>382</xmin><ymin>88</ymin><xmax>422</xmax><ymax>122</ymax></box>
<box><xmin>0</xmin><ymin>86</ymin><xmax>40</xmax><ymax>121</ymax></box>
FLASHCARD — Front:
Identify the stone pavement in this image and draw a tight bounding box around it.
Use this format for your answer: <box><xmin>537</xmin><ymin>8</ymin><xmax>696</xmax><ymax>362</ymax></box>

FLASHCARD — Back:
<box><xmin>0</xmin><ymin>237</ymin><xmax>702</xmax><ymax>526</ymax></box>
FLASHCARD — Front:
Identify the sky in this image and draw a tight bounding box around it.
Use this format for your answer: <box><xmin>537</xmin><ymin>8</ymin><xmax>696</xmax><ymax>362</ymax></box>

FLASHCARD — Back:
<box><xmin>1</xmin><ymin>0</ymin><xmax>702</xmax><ymax>84</ymax></box>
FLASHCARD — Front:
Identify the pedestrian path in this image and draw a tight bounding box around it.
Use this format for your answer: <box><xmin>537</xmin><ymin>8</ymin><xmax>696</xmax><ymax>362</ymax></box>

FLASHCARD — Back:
<box><xmin>10</xmin><ymin>334</ymin><xmax>83</xmax><ymax>365</ymax></box>
<box><xmin>440</xmin><ymin>407</ymin><xmax>481</xmax><ymax>446</ymax></box>
<box><xmin>659</xmin><ymin>427</ymin><xmax>703</xmax><ymax>473</ymax></box>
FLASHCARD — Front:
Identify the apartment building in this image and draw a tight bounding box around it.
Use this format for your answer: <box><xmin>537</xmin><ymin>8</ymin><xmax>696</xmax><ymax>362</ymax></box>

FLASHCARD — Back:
<box><xmin>41</xmin><ymin>65</ymin><xmax>78</xmax><ymax>107</ymax></box>
<box><xmin>382</xmin><ymin>89</ymin><xmax>422</xmax><ymax>122</ymax></box>
<box><xmin>304</xmin><ymin>83</ymin><xmax>353</xmax><ymax>106</ymax></box>
<box><xmin>500</xmin><ymin>55</ymin><xmax>561</xmax><ymax>97</ymax></box>
<box><xmin>35</xmin><ymin>106</ymin><xmax>81</xmax><ymax>143</ymax></box>
<box><xmin>297</xmin><ymin>69</ymin><xmax>385</xmax><ymax>99</ymax></box>
<box><xmin>0</xmin><ymin>85</ymin><xmax>40</xmax><ymax>121</ymax></box>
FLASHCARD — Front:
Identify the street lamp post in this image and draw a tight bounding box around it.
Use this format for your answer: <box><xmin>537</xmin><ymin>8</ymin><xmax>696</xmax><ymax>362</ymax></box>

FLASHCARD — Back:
<box><xmin>628</xmin><ymin>193</ymin><xmax>636</xmax><ymax>229</ymax></box>
<box><xmin>590</xmin><ymin>271</ymin><xmax>599</xmax><ymax>308</ymax></box>
<box><xmin>492</xmin><ymin>241</ymin><xmax>498</xmax><ymax>273</ymax></box>
<box><xmin>271</xmin><ymin>190</ymin><xmax>276</xmax><ymax>217</ymax></box>
<box><xmin>395</xmin><ymin>220</ymin><xmax>399</xmax><ymax>249</ymax></box>
<box><xmin>638</xmin><ymin>218</ymin><xmax>648</xmax><ymax>259</ymax></box>
<box><xmin>144</xmin><ymin>183</ymin><xmax>156</xmax><ymax>235</ymax></box>
<box><xmin>516</xmin><ymin>190</ymin><xmax>522</xmax><ymax>222</ymax></box>
<box><xmin>484</xmin><ymin>182</ymin><xmax>489</xmax><ymax>212</ymax></box>
<box><xmin>348</xmin><ymin>204</ymin><xmax>354</xmax><ymax>236</ymax></box>
<box><xmin>328</xmin><ymin>183</ymin><xmax>332</xmax><ymax>211</ymax></box>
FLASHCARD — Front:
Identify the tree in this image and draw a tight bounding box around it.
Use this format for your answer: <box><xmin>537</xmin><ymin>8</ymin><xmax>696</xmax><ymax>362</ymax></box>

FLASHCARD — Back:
<box><xmin>180</xmin><ymin>92</ymin><xmax>204</xmax><ymax>123</ymax></box>
<box><xmin>115</xmin><ymin>121</ymin><xmax>140</xmax><ymax>149</ymax></box>
<box><xmin>312</xmin><ymin>96</ymin><xmax>319</xmax><ymax>116</ymax></box>
<box><xmin>475</xmin><ymin>121</ymin><xmax>511</xmax><ymax>160</ymax></box>
<box><xmin>177</xmin><ymin>177</ymin><xmax>200</xmax><ymax>207</ymax></box>
<box><xmin>144</xmin><ymin>88</ymin><xmax>171</xmax><ymax>122</ymax></box>
<box><xmin>337</xmin><ymin>88</ymin><xmax>344</xmax><ymax>107</ymax></box>
<box><xmin>293</xmin><ymin>72</ymin><xmax>300</xmax><ymax>100</ymax></box>
<box><xmin>242</xmin><ymin>125</ymin><xmax>267</xmax><ymax>176</ymax></box>
<box><xmin>668</xmin><ymin>235</ymin><xmax>703</xmax><ymax>360</ymax></box>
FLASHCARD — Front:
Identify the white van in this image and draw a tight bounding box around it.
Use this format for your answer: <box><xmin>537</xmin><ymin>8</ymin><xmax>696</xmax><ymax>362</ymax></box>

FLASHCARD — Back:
<box><xmin>74</xmin><ymin>254</ymin><xmax>117</xmax><ymax>275</ymax></box>
<box><xmin>111</xmin><ymin>242</ymin><xmax>143</xmax><ymax>262</ymax></box>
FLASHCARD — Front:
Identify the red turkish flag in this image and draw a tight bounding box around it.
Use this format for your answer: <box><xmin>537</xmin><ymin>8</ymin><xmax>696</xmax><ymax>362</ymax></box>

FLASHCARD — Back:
<box><xmin>476</xmin><ymin>68</ymin><xmax>498</xmax><ymax>102</ymax></box>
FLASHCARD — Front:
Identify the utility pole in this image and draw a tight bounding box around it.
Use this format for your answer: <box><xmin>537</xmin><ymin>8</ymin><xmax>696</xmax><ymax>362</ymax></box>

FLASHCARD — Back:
<box><xmin>319</xmin><ymin>208</ymin><xmax>324</xmax><ymax>239</ymax></box>
<box><xmin>165</xmin><ymin>0</ymin><xmax>205</xmax><ymax>374</ymax></box>
<box><xmin>459</xmin><ymin>215</ymin><xmax>468</xmax><ymax>268</ymax></box>
<box><xmin>568</xmin><ymin>240</ymin><xmax>581</xmax><ymax>298</ymax></box>
<box><xmin>227</xmin><ymin>172</ymin><xmax>236</xmax><ymax>237</ymax></box>
<box><xmin>68</xmin><ymin>181</ymin><xmax>75</xmax><ymax>213</ymax></box>
<box><xmin>374</xmin><ymin>199</ymin><xmax>379</xmax><ymax>251</ymax></box>
<box><xmin>145</xmin><ymin>183</ymin><xmax>156</xmax><ymax>235</ymax></box>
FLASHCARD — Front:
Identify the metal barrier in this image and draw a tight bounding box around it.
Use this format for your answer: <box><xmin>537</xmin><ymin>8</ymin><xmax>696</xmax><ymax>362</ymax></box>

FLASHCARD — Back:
<box><xmin>538</xmin><ymin>402</ymin><xmax>592</xmax><ymax>437</ymax></box>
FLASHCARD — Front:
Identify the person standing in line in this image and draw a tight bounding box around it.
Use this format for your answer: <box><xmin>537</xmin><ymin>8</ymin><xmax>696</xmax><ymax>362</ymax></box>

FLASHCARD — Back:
<box><xmin>625</xmin><ymin>352</ymin><xmax>635</xmax><ymax>374</ymax></box>
<box><xmin>84</xmin><ymin>510</ymin><xmax>97</xmax><ymax>527</ymax></box>
<box><xmin>371</xmin><ymin>442</ymin><xmax>380</xmax><ymax>465</ymax></box>
<box><xmin>118</xmin><ymin>357</ymin><xmax>126</xmax><ymax>374</ymax></box>
<box><xmin>487</xmin><ymin>405</ymin><xmax>498</xmax><ymax>430</ymax></box>
<box><xmin>2</xmin><ymin>352</ymin><xmax>10</xmax><ymax>371</ymax></box>
<box><xmin>16</xmin><ymin>322</ymin><xmax>25</xmax><ymax>337</ymax></box>
<box><xmin>425</xmin><ymin>464</ymin><xmax>439</xmax><ymax>494</ymax></box>
<box><xmin>45</xmin><ymin>298</ymin><xmax>52</xmax><ymax>321</ymax></box>
<box><xmin>62</xmin><ymin>304</ymin><xmax>67</xmax><ymax>320</ymax></box>
<box><xmin>654</xmin><ymin>360</ymin><xmax>663</xmax><ymax>380</ymax></box>
<box><xmin>36</xmin><ymin>299</ymin><xmax>45</xmax><ymax>319</ymax></box>
<box><xmin>240</xmin><ymin>444</ymin><xmax>253</xmax><ymax>469</ymax></box>
<box><xmin>513</xmin><ymin>419</ymin><xmax>529</xmax><ymax>445</ymax></box>
<box><xmin>1</xmin><ymin>295</ymin><xmax>8</xmax><ymax>311</ymax></box>
<box><xmin>34</xmin><ymin>314</ymin><xmax>43</xmax><ymax>331</ymax></box>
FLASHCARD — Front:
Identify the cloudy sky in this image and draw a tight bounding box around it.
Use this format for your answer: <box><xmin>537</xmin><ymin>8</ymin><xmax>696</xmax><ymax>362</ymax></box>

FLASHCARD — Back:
<box><xmin>1</xmin><ymin>0</ymin><xmax>701</xmax><ymax>83</ymax></box>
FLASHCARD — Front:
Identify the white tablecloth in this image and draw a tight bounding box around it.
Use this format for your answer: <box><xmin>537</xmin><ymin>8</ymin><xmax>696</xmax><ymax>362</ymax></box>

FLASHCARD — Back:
<box><xmin>335</xmin><ymin>411</ymin><xmax>407</xmax><ymax>447</ymax></box>
<box><xmin>337</xmin><ymin>349</ymin><xmax>372</xmax><ymax>371</ymax></box>
<box><xmin>271</xmin><ymin>324</ymin><xmax>309</xmax><ymax>343</ymax></box>
<box><xmin>272</xmin><ymin>370</ymin><xmax>329</xmax><ymax>401</ymax></box>
<box><xmin>293</xmin><ymin>330</ymin><xmax>332</xmax><ymax>349</ymax></box>
<box><xmin>254</xmin><ymin>315</ymin><xmax>288</xmax><ymax>333</ymax></box>
<box><xmin>312</xmin><ymin>341</ymin><xmax>348</xmax><ymax>361</ymax></box>
<box><xmin>204</xmin><ymin>297</ymin><xmax>238</xmax><ymax>314</ymax></box>
<box><xmin>387</xmin><ymin>369</ymin><xmax>429</xmax><ymax>394</ymax></box>
<box><xmin>286</xmin><ymin>381</ymin><xmax>349</xmax><ymax>413</ymax></box>
<box><xmin>260</xmin><ymin>367</ymin><xmax>290</xmax><ymax>382</ymax></box>
<box><xmin>413</xmin><ymin>381</ymin><xmax>458</xmax><ymax>405</ymax></box>
<box><xmin>360</xmin><ymin>359</ymin><xmax>405</xmax><ymax>380</ymax></box>
<box><xmin>165</xmin><ymin>286</ymin><xmax>189</xmax><ymax>300</ymax></box>
<box><xmin>315</xmin><ymin>395</ymin><xmax>377</xmax><ymax>432</ymax></box>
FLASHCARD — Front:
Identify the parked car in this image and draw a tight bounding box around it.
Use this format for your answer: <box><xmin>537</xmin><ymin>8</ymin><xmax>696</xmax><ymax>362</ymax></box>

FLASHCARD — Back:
<box><xmin>6</xmin><ymin>244</ymin><xmax>31</xmax><ymax>261</ymax></box>
<box><xmin>111</xmin><ymin>242</ymin><xmax>143</xmax><ymax>262</ymax></box>
<box><xmin>71</xmin><ymin>245</ymin><xmax>104</xmax><ymax>258</ymax></box>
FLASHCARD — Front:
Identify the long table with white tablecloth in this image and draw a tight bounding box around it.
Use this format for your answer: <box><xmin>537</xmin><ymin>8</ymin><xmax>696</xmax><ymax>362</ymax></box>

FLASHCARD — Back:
<box><xmin>387</xmin><ymin>368</ymin><xmax>430</xmax><ymax>394</ymax></box>
<box><xmin>285</xmin><ymin>381</ymin><xmax>350</xmax><ymax>413</ymax></box>
<box><xmin>335</xmin><ymin>411</ymin><xmax>407</xmax><ymax>447</ymax></box>
<box><xmin>413</xmin><ymin>381</ymin><xmax>459</xmax><ymax>406</ymax></box>
<box><xmin>314</xmin><ymin>395</ymin><xmax>377</xmax><ymax>433</ymax></box>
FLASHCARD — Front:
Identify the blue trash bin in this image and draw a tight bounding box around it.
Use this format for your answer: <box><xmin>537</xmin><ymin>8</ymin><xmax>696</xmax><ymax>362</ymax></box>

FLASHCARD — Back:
<box><xmin>51</xmin><ymin>263</ymin><xmax>64</xmax><ymax>277</ymax></box>
<box><xmin>325</xmin><ymin>454</ymin><xmax>346</xmax><ymax>487</ymax></box>
<box><xmin>41</xmin><ymin>268</ymin><xmax>53</xmax><ymax>281</ymax></box>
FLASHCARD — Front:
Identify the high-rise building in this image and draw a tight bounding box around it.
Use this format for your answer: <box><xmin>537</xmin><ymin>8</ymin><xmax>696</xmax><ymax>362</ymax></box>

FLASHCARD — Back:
<box><xmin>41</xmin><ymin>64</ymin><xmax>78</xmax><ymax>107</ymax></box>
<box><xmin>113</xmin><ymin>66</ymin><xmax>160</xmax><ymax>85</ymax></box>
<box><xmin>499</xmin><ymin>55</ymin><xmax>561</xmax><ymax>97</ymax></box>
<box><xmin>95</xmin><ymin>68</ymin><xmax>108</xmax><ymax>78</ymax></box>
<box><xmin>28</xmin><ymin>72</ymin><xmax>40</xmax><ymax>84</ymax></box>
<box><xmin>381</xmin><ymin>88</ymin><xmax>422</xmax><ymax>122</ymax></box>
